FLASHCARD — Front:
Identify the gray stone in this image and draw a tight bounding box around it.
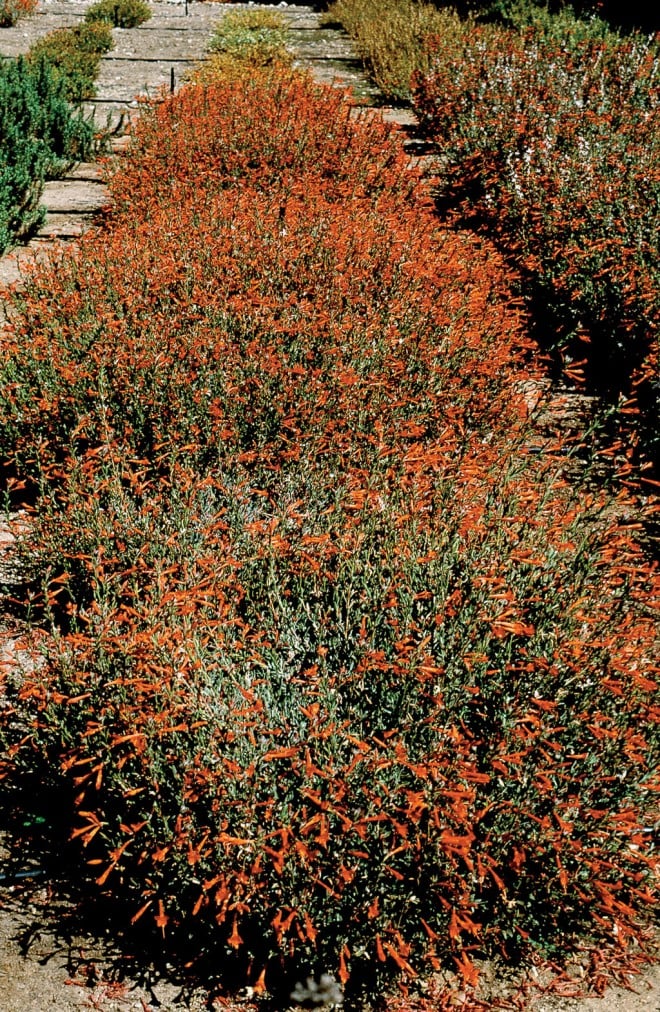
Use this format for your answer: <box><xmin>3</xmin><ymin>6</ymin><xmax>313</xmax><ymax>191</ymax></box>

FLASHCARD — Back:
<box><xmin>40</xmin><ymin>176</ymin><xmax>108</xmax><ymax>212</ymax></box>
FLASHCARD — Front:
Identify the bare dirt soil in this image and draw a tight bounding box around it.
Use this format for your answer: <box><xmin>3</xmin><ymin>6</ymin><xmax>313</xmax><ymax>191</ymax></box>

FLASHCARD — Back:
<box><xmin>1</xmin><ymin>865</ymin><xmax>658</xmax><ymax>1012</ymax></box>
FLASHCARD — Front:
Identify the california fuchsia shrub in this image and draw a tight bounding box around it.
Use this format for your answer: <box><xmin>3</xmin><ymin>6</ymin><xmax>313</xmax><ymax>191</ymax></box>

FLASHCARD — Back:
<box><xmin>0</xmin><ymin>67</ymin><xmax>657</xmax><ymax>1008</ymax></box>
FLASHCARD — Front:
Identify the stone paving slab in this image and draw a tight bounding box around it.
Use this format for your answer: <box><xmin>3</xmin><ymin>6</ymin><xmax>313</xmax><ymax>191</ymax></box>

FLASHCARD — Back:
<box><xmin>94</xmin><ymin>55</ymin><xmax>187</xmax><ymax>101</ymax></box>
<box><xmin>111</xmin><ymin>28</ymin><xmax>215</xmax><ymax>59</ymax></box>
<box><xmin>288</xmin><ymin>26</ymin><xmax>356</xmax><ymax>59</ymax></box>
<box><xmin>0</xmin><ymin>241</ymin><xmax>52</xmax><ymax>290</ymax></box>
<box><xmin>0</xmin><ymin>16</ymin><xmax>81</xmax><ymax>58</ymax></box>
<box><xmin>40</xmin><ymin>175</ymin><xmax>108</xmax><ymax>212</ymax></box>
<box><xmin>34</xmin><ymin>211</ymin><xmax>97</xmax><ymax>236</ymax></box>
<box><xmin>297</xmin><ymin>56</ymin><xmax>380</xmax><ymax>101</ymax></box>
<box><xmin>279</xmin><ymin>9</ymin><xmax>319</xmax><ymax>29</ymax></box>
<box><xmin>66</xmin><ymin>160</ymin><xmax>105</xmax><ymax>180</ymax></box>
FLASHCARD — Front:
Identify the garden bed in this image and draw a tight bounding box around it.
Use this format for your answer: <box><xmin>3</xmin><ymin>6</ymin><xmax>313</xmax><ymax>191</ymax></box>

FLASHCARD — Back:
<box><xmin>0</xmin><ymin>7</ymin><xmax>658</xmax><ymax>1012</ymax></box>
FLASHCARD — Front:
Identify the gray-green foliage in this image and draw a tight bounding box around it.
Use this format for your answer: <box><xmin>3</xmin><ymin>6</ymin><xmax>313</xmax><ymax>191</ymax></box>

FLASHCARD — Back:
<box><xmin>85</xmin><ymin>0</ymin><xmax>151</xmax><ymax>29</ymax></box>
<box><xmin>208</xmin><ymin>8</ymin><xmax>290</xmax><ymax>65</ymax></box>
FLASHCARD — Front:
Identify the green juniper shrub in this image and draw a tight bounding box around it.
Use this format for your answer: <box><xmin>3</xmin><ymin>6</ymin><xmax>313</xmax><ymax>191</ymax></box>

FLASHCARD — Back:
<box><xmin>85</xmin><ymin>0</ymin><xmax>151</xmax><ymax>30</ymax></box>
<box><xmin>0</xmin><ymin>127</ymin><xmax>45</xmax><ymax>252</ymax></box>
<box><xmin>0</xmin><ymin>56</ymin><xmax>95</xmax><ymax>253</ymax></box>
<box><xmin>13</xmin><ymin>53</ymin><xmax>97</xmax><ymax>172</ymax></box>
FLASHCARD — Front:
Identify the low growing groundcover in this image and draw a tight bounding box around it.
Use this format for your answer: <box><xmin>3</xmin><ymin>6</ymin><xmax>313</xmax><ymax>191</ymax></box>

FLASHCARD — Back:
<box><xmin>0</xmin><ymin>64</ymin><xmax>658</xmax><ymax>1009</ymax></box>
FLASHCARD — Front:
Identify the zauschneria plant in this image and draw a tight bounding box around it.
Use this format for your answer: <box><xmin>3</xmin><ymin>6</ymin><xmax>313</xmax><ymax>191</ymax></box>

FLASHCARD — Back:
<box><xmin>0</xmin><ymin>64</ymin><xmax>657</xmax><ymax>1010</ymax></box>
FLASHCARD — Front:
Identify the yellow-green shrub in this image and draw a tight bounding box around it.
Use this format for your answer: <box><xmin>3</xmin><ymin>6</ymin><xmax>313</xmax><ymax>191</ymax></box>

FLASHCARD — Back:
<box><xmin>325</xmin><ymin>0</ymin><xmax>459</xmax><ymax>100</ymax></box>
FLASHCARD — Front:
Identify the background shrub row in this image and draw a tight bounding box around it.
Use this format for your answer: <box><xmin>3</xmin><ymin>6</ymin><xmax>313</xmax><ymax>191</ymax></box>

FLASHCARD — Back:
<box><xmin>330</xmin><ymin>0</ymin><xmax>660</xmax><ymax>470</ymax></box>
<box><xmin>431</xmin><ymin>0</ymin><xmax>658</xmax><ymax>34</ymax></box>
